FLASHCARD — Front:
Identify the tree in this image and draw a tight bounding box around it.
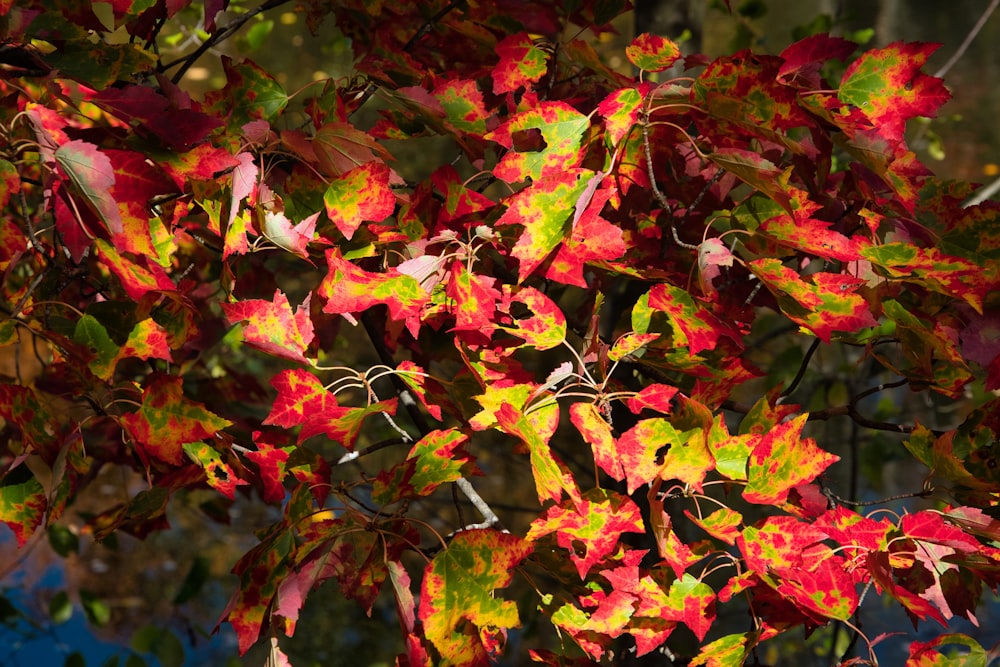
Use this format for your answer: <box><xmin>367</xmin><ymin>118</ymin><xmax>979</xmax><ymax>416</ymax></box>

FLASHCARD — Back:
<box><xmin>2</xmin><ymin>1</ymin><xmax>1000</xmax><ymax>665</ymax></box>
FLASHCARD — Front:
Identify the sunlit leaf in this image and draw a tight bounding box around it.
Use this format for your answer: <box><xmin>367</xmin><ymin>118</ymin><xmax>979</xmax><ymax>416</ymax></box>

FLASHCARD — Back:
<box><xmin>120</xmin><ymin>375</ymin><xmax>232</xmax><ymax>466</ymax></box>
<box><xmin>743</xmin><ymin>414</ymin><xmax>839</xmax><ymax>504</ymax></box>
<box><xmin>419</xmin><ymin>529</ymin><xmax>531</xmax><ymax>665</ymax></box>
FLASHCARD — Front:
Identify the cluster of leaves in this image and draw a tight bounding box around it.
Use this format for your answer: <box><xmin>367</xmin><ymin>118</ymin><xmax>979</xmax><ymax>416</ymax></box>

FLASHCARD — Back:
<box><xmin>3</xmin><ymin>0</ymin><xmax>1000</xmax><ymax>664</ymax></box>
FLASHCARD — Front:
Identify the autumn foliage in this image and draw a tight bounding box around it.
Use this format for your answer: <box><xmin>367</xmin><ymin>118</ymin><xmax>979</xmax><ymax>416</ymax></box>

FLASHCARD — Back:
<box><xmin>3</xmin><ymin>0</ymin><xmax>1000</xmax><ymax>665</ymax></box>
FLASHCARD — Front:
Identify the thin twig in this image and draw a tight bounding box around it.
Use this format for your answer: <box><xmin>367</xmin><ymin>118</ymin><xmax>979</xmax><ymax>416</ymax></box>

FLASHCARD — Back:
<box><xmin>933</xmin><ymin>0</ymin><xmax>1000</xmax><ymax>79</ymax></box>
<box><xmin>162</xmin><ymin>0</ymin><xmax>293</xmax><ymax>83</ymax></box>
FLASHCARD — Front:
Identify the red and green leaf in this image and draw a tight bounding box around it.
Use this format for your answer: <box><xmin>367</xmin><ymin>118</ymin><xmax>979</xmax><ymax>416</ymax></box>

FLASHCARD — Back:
<box><xmin>222</xmin><ymin>290</ymin><xmax>315</xmax><ymax>364</ymax></box>
<box><xmin>120</xmin><ymin>374</ymin><xmax>233</xmax><ymax>466</ymax></box>
<box><xmin>526</xmin><ymin>488</ymin><xmax>644</xmax><ymax>578</ymax></box>
<box><xmin>419</xmin><ymin>529</ymin><xmax>532</xmax><ymax>665</ymax></box>
<box><xmin>743</xmin><ymin>414</ymin><xmax>839</xmax><ymax>505</ymax></box>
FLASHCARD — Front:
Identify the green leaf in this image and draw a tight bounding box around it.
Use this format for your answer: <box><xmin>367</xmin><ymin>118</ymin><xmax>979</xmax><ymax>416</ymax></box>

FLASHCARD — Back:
<box><xmin>49</xmin><ymin>591</ymin><xmax>73</xmax><ymax>624</ymax></box>
<box><xmin>418</xmin><ymin>529</ymin><xmax>532</xmax><ymax>665</ymax></box>
<box><xmin>131</xmin><ymin>625</ymin><xmax>186</xmax><ymax>667</ymax></box>
<box><xmin>48</xmin><ymin>524</ymin><xmax>80</xmax><ymax>557</ymax></box>
<box><xmin>73</xmin><ymin>313</ymin><xmax>120</xmax><ymax>380</ymax></box>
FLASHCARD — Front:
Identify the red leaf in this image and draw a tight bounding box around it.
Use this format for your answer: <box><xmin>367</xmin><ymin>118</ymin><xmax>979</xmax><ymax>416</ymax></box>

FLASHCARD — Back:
<box><xmin>839</xmin><ymin>42</ymin><xmax>951</xmax><ymax>143</ymax></box>
<box><xmin>569</xmin><ymin>402</ymin><xmax>623</xmax><ymax>482</ymax></box>
<box><xmin>323</xmin><ymin>161</ymin><xmax>395</xmax><ymax>239</ymax></box>
<box><xmin>120</xmin><ymin>374</ymin><xmax>232</xmax><ymax>466</ymax></box>
<box><xmin>545</xmin><ymin>183</ymin><xmax>627</xmax><ymax>288</ymax></box>
<box><xmin>318</xmin><ymin>249</ymin><xmax>428</xmax><ymax>335</ymax></box>
<box><xmin>95</xmin><ymin>239</ymin><xmax>176</xmax><ymax>300</ymax></box>
<box><xmin>492</xmin><ymin>32</ymin><xmax>549</xmax><ymax>94</ymax></box>
<box><xmin>222</xmin><ymin>290</ymin><xmax>315</xmax><ymax>363</ymax></box>
<box><xmin>626</xmin><ymin>33</ymin><xmax>681</xmax><ymax>72</ymax></box>
<box><xmin>526</xmin><ymin>489</ymin><xmax>644</xmax><ymax>578</ymax></box>
<box><xmin>496</xmin><ymin>402</ymin><xmax>580</xmax><ymax>505</ymax></box>
<box><xmin>264</xmin><ymin>368</ymin><xmax>396</xmax><ymax>449</ymax></box>
<box><xmin>627</xmin><ymin>384</ymin><xmax>679</xmax><ymax>415</ymax></box>
<box><xmin>743</xmin><ymin>414</ymin><xmax>839</xmax><ymax>505</ymax></box>
<box><xmin>777</xmin><ymin>34</ymin><xmax>857</xmax><ymax>89</ymax></box>
<box><xmin>446</xmin><ymin>261</ymin><xmax>501</xmax><ymax>333</ymax></box>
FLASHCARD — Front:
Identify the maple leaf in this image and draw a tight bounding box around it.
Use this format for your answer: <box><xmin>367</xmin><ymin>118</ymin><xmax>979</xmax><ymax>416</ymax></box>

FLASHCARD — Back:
<box><xmin>749</xmin><ymin>259</ymin><xmax>877</xmax><ymax>342</ymax></box>
<box><xmin>419</xmin><ymin>529</ymin><xmax>532</xmax><ymax>665</ymax></box>
<box><xmin>905</xmin><ymin>633</ymin><xmax>988</xmax><ymax>667</ymax></box>
<box><xmin>526</xmin><ymin>488</ymin><xmax>644</xmax><ymax>579</ymax></box>
<box><xmin>487</xmin><ymin>102</ymin><xmax>589</xmax><ymax>182</ymax></box>
<box><xmin>649</xmin><ymin>490</ymin><xmax>701</xmax><ymax>577</ymax></box>
<box><xmin>309</xmin><ymin>121</ymin><xmax>392</xmax><ymax>177</ymax></box>
<box><xmin>626</xmin><ymin>33</ymin><xmax>681</xmax><ymax>72</ymax></box>
<box><xmin>492</xmin><ymin>32</ymin><xmax>549</xmax><ymax>94</ymax></box>
<box><xmin>445</xmin><ymin>260</ymin><xmax>501</xmax><ymax>333</ymax></box>
<box><xmin>318</xmin><ymin>249</ymin><xmax>428</xmax><ymax>335</ymax></box>
<box><xmin>119</xmin><ymin>374</ymin><xmax>232</xmax><ymax>466</ymax></box>
<box><xmin>496</xmin><ymin>401</ymin><xmax>581</xmax><ymax>505</ymax></box>
<box><xmin>92</xmin><ymin>85</ymin><xmax>223</xmax><ymax>151</ymax></box>
<box><xmin>323</xmin><ymin>161</ymin><xmax>396</xmax><ymax>239</ymax></box>
<box><xmin>743</xmin><ymin>414</ymin><xmax>839</xmax><ymax>505</ymax></box>
<box><xmin>705</xmin><ymin>415</ymin><xmax>754</xmax><ymax>482</ymax></box>
<box><xmin>545</xmin><ymin>183</ymin><xmax>627</xmax><ymax>288</ymax></box>
<box><xmin>777</xmin><ymin>33</ymin><xmax>858</xmax><ymax>89</ymax></box>
<box><xmin>597</xmin><ymin>84</ymin><xmax>653</xmax><ymax>146</ymax></box>
<box><xmin>224</xmin><ymin>524</ymin><xmax>294</xmax><ymax>654</ymax></box>
<box><xmin>434</xmin><ymin>79</ymin><xmax>490</xmax><ymax>137</ymax></box>
<box><xmin>118</xmin><ymin>318</ymin><xmax>173</xmax><ymax>364</ymax></box>
<box><xmin>372</xmin><ymin>428</ymin><xmax>477</xmax><ymax>504</ymax></box>
<box><xmin>222</xmin><ymin>290</ymin><xmax>315</xmax><ymax>364</ymax></box>
<box><xmin>774</xmin><ymin>556</ymin><xmax>858</xmax><ymax>621</ymax></box>
<box><xmin>645</xmin><ymin>283</ymin><xmax>740</xmax><ymax>354</ymax></box>
<box><xmin>495</xmin><ymin>168</ymin><xmax>591</xmax><ymax>282</ymax></box>
<box><xmin>95</xmin><ymin>239</ymin><xmax>176</xmax><ymax>300</ymax></box>
<box><xmin>689</xmin><ymin>633</ymin><xmax>750</xmax><ymax>667</ymax></box>
<box><xmin>838</xmin><ymin>42</ymin><xmax>950</xmax><ymax>143</ymax></box>
<box><xmin>498</xmin><ymin>285</ymin><xmax>567</xmax><ymax>351</ymax></box>
<box><xmin>686</xmin><ymin>507</ymin><xmax>742</xmax><ymax>545</ymax></box>
<box><xmin>263</xmin><ymin>368</ymin><xmax>396</xmax><ymax>449</ymax></box>
<box><xmin>73</xmin><ymin>313</ymin><xmax>120</xmax><ymax>380</ymax></box>
<box><xmin>106</xmin><ymin>149</ymin><xmax>180</xmax><ymax>259</ymax></box>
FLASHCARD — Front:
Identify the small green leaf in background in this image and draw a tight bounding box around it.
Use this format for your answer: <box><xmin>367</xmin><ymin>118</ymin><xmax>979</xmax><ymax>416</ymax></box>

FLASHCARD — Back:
<box><xmin>49</xmin><ymin>590</ymin><xmax>73</xmax><ymax>624</ymax></box>
<box><xmin>131</xmin><ymin>625</ymin><xmax>185</xmax><ymax>667</ymax></box>
<box><xmin>245</xmin><ymin>19</ymin><xmax>274</xmax><ymax>51</ymax></box>
<box><xmin>48</xmin><ymin>524</ymin><xmax>80</xmax><ymax>557</ymax></box>
<box><xmin>80</xmin><ymin>589</ymin><xmax>111</xmax><ymax>626</ymax></box>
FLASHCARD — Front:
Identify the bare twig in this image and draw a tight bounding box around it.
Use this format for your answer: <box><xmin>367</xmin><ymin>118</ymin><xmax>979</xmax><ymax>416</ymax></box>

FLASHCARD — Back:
<box><xmin>161</xmin><ymin>0</ymin><xmax>294</xmax><ymax>83</ymax></box>
<box><xmin>933</xmin><ymin>0</ymin><xmax>1000</xmax><ymax>79</ymax></box>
